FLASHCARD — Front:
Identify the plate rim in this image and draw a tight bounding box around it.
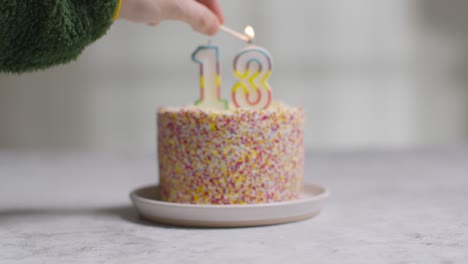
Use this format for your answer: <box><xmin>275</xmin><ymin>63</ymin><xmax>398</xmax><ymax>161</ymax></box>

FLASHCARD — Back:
<box><xmin>139</xmin><ymin>211</ymin><xmax>322</xmax><ymax>228</ymax></box>
<box><xmin>130</xmin><ymin>182</ymin><xmax>330</xmax><ymax>209</ymax></box>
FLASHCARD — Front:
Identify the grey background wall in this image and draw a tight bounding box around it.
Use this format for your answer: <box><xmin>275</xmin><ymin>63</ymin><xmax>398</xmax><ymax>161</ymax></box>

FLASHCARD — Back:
<box><xmin>1</xmin><ymin>0</ymin><xmax>468</xmax><ymax>153</ymax></box>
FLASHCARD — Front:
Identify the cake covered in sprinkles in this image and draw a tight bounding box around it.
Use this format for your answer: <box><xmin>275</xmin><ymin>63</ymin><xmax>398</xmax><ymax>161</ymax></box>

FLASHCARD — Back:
<box><xmin>157</xmin><ymin>102</ymin><xmax>305</xmax><ymax>204</ymax></box>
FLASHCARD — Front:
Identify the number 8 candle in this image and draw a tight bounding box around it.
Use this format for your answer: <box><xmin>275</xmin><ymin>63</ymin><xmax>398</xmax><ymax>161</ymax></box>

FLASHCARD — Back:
<box><xmin>192</xmin><ymin>45</ymin><xmax>228</xmax><ymax>110</ymax></box>
<box><xmin>232</xmin><ymin>26</ymin><xmax>273</xmax><ymax>110</ymax></box>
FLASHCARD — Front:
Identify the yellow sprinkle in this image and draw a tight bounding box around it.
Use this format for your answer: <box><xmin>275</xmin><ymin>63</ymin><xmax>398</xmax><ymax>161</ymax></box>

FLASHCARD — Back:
<box><xmin>252</xmin><ymin>150</ymin><xmax>258</xmax><ymax>158</ymax></box>
<box><xmin>210</xmin><ymin>123</ymin><xmax>216</xmax><ymax>131</ymax></box>
<box><xmin>223</xmin><ymin>147</ymin><xmax>230</xmax><ymax>154</ymax></box>
<box><xmin>175</xmin><ymin>163</ymin><xmax>182</xmax><ymax>174</ymax></box>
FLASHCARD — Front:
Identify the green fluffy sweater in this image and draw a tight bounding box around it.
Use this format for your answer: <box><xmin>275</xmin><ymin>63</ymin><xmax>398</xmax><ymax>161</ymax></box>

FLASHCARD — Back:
<box><xmin>0</xmin><ymin>0</ymin><xmax>118</xmax><ymax>73</ymax></box>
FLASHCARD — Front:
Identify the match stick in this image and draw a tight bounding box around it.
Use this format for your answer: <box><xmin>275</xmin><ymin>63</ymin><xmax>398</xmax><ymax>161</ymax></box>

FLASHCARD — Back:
<box><xmin>219</xmin><ymin>25</ymin><xmax>251</xmax><ymax>43</ymax></box>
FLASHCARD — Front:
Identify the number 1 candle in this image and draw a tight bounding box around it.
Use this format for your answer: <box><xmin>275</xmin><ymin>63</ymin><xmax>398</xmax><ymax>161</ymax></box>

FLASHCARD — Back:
<box><xmin>192</xmin><ymin>45</ymin><xmax>228</xmax><ymax>110</ymax></box>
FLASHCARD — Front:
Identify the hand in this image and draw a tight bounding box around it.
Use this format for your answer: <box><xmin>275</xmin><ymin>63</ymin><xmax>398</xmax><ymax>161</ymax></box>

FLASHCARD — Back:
<box><xmin>119</xmin><ymin>0</ymin><xmax>224</xmax><ymax>35</ymax></box>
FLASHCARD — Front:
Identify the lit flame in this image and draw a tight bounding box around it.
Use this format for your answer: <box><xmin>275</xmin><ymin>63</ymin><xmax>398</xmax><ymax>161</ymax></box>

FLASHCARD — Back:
<box><xmin>244</xmin><ymin>25</ymin><xmax>255</xmax><ymax>41</ymax></box>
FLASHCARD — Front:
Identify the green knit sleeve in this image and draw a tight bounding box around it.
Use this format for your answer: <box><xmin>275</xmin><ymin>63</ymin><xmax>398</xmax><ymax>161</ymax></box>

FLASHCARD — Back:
<box><xmin>0</xmin><ymin>0</ymin><xmax>119</xmax><ymax>73</ymax></box>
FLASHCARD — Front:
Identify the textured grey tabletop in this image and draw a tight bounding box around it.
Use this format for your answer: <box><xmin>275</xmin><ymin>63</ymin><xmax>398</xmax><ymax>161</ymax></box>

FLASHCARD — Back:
<box><xmin>1</xmin><ymin>149</ymin><xmax>467</xmax><ymax>263</ymax></box>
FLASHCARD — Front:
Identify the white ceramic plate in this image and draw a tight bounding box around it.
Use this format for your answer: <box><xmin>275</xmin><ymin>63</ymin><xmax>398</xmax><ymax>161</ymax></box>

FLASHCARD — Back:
<box><xmin>130</xmin><ymin>183</ymin><xmax>329</xmax><ymax>227</ymax></box>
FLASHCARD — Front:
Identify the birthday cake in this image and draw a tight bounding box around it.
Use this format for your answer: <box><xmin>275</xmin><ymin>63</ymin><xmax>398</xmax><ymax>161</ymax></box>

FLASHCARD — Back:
<box><xmin>157</xmin><ymin>27</ymin><xmax>305</xmax><ymax>205</ymax></box>
<box><xmin>157</xmin><ymin>102</ymin><xmax>305</xmax><ymax>204</ymax></box>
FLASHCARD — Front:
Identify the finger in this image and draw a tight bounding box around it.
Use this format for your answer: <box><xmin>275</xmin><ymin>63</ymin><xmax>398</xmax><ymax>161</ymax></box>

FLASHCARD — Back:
<box><xmin>161</xmin><ymin>0</ymin><xmax>220</xmax><ymax>35</ymax></box>
<box><xmin>197</xmin><ymin>0</ymin><xmax>224</xmax><ymax>24</ymax></box>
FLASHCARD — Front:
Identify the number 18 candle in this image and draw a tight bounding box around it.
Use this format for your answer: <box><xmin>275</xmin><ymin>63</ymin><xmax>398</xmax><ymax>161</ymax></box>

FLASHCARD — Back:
<box><xmin>192</xmin><ymin>45</ymin><xmax>228</xmax><ymax>110</ymax></box>
<box><xmin>192</xmin><ymin>25</ymin><xmax>273</xmax><ymax>110</ymax></box>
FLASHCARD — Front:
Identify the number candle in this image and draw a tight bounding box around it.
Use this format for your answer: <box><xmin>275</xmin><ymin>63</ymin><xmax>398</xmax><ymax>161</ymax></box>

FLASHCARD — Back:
<box><xmin>232</xmin><ymin>26</ymin><xmax>273</xmax><ymax>110</ymax></box>
<box><xmin>192</xmin><ymin>45</ymin><xmax>228</xmax><ymax>110</ymax></box>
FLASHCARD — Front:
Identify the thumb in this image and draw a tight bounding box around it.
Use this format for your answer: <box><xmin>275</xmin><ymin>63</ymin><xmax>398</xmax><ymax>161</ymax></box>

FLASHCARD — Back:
<box><xmin>160</xmin><ymin>0</ymin><xmax>220</xmax><ymax>35</ymax></box>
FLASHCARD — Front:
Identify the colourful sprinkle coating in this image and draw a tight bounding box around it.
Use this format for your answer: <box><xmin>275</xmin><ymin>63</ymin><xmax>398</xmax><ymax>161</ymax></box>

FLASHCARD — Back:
<box><xmin>157</xmin><ymin>101</ymin><xmax>305</xmax><ymax>204</ymax></box>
